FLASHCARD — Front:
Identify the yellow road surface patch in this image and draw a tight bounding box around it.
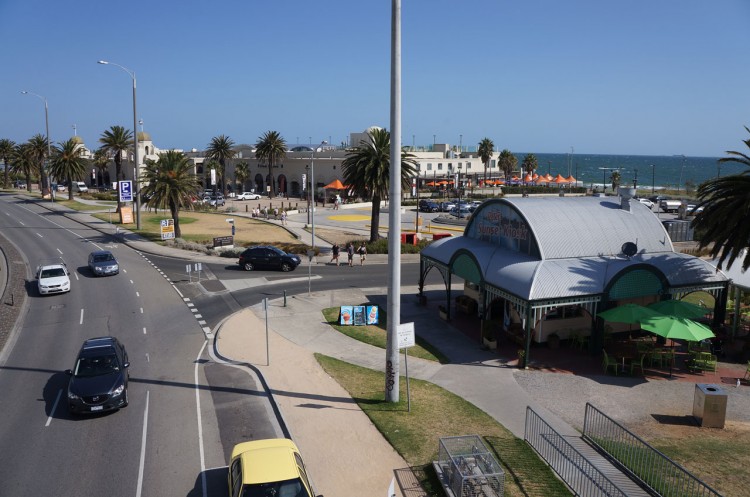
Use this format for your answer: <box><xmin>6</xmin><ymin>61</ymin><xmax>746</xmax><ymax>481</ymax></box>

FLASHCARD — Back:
<box><xmin>328</xmin><ymin>214</ymin><xmax>371</xmax><ymax>221</ymax></box>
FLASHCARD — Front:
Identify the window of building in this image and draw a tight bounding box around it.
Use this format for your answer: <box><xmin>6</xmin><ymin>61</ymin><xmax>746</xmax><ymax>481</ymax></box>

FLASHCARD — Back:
<box><xmin>438</xmin><ymin>163</ymin><xmax>443</xmax><ymax>170</ymax></box>
<box><xmin>448</xmin><ymin>163</ymin><xmax>453</xmax><ymax>170</ymax></box>
<box><xmin>426</xmin><ymin>163</ymin><xmax>432</xmax><ymax>171</ymax></box>
<box><xmin>491</xmin><ymin>159</ymin><xmax>496</xmax><ymax>169</ymax></box>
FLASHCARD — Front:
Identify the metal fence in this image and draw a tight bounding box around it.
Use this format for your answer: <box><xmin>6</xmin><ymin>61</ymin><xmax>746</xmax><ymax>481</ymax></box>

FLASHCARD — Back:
<box><xmin>582</xmin><ymin>403</ymin><xmax>723</xmax><ymax>497</ymax></box>
<box><xmin>435</xmin><ymin>435</ymin><xmax>504</xmax><ymax>497</ymax></box>
<box><xmin>524</xmin><ymin>407</ymin><xmax>628</xmax><ymax>497</ymax></box>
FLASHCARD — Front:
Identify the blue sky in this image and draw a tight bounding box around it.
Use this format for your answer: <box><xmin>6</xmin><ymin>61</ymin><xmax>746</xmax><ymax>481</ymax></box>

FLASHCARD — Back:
<box><xmin>2</xmin><ymin>0</ymin><xmax>748</xmax><ymax>156</ymax></box>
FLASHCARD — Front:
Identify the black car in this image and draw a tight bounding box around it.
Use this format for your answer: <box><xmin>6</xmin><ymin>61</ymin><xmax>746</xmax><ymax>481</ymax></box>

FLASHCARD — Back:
<box><xmin>238</xmin><ymin>246</ymin><xmax>302</xmax><ymax>272</ymax></box>
<box><xmin>66</xmin><ymin>337</ymin><xmax>129</xmax><ymax>414</ymax></box>
<box><xmin>419</xmin><ymin>199</ymin><xmax>439</xmax><ymax>212</ymax></box>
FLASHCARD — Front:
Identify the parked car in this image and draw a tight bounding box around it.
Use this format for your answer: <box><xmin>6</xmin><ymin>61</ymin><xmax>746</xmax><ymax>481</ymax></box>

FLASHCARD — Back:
<box><xmin>66</xmin><ymin>337</ymin><xmax>129</xmax><ymax>414</ymax></box>
<box><xmin>228</xmin><ymin>438</ymin><xmax>317</xmax><ymax>497</ymax></box>
<box><xmin>88</xmin><ymin>250</ymin><xmax>119</xmax><ymax>276</ymax></box>
<box><xmin>636</xmin><ymin>198</ymin><xmax>654</xmax><ymax>208</ymax></box>
<box><xmin>418</xmin><ymin>199</ymin><xmax>439</xmax><ymax>212</ymax></box>
<box><xmin>438</xmin><ymin>201</ymin><xmax>456</xmax><ymax>212</ymax></box>
<box><xmin>236</xmin><ymin>191</ymin><xmax>261</xmax><ymax>200</ymax></box>
<box><xmin>36</xmin><ymin>259</ymin><xmax>71</xmax><ymax>295</ymax></box>
<box><xmin>238</xmin><ymin>246</ymin><xmax>302</xmax><ymax>272</ymax></box>
<box><xmin>203</xmin><ymin>194</ymin><xmax>226</xmax><ymax>207</ymax></box>
<box><xmin>72</xmin><ymin>181</ymin><xmax>89</xmax><ymax>193</ymax></box>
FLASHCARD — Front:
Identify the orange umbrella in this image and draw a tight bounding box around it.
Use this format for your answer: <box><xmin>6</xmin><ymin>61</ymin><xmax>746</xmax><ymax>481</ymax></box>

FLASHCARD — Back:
<box><xmin>511</xmin><ymin>175</ymin><xmax>520</xmax><ymax>181</ymax></box>
<box><xmin>524</xmin><ymin>174</ymin><xmax>534</xmax><ymax>183</ymax></box>
<box><xmin>566</xmin><ymin>175</ymin><xmax>576</xmax><ymax>184</ymax></box>
<box><xmin>552</xmin><ymin>174</ymin><xmax>569</xmax><ymax>184</ymax></box>
<box><xmin>534</xmin><ymin>175</ymin><xmax>549</xmax><ymax>184</ymax></box>
<box><xmin>437</xmin><ymin>180</ymin><xmax>448</xmax><ymax>185</ymax></box>
<box><xmin>544</xmin><ymin>173</ymin><xmax>554</xmax><ymax>181</ymax></box>
<box><xmin>426</xmin><ymin>181</ymin><xmax>436</xmax><ymax>186</ymax></box>
<box><xmin>493</xmin><ymin>179</ymin><xmax>505</xmax><ymax>185</ymax></box>
<box><xmin>324</xmin><ymin>179</ymin><xmax>346</xmax><ymax>189</ymax></box>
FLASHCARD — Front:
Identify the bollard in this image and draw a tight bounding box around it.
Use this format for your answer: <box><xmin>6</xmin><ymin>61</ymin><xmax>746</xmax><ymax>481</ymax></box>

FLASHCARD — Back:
<box><xmin>245</xmin><ymin>205</ymin><xmax>248</xmax><ymax>212</ymax></box>
<box><xmin>283</xmin><ymin>290</ymin><xmax>287</xmax><ymax>307</ymax></box>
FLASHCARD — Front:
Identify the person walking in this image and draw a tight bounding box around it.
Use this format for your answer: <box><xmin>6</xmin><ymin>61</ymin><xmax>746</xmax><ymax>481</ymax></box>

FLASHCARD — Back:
<box><xmin>280</xmin><ymin>210</ymin><xmax>287</xmax><ymax>225</ymax></box>
<box><xmin>358</xmin><ymin>243</ymin><xmax>367</xmax><ymax>266</ymax></box>
<box><xmin>346</xmin><ymin>242</ymin><xmax>354</xmax><ymax>267</ymax></box>
<box><xmin>331</xmin><ymin>243</ymin><xmax>340</xmax><ymax>266</ymax></box>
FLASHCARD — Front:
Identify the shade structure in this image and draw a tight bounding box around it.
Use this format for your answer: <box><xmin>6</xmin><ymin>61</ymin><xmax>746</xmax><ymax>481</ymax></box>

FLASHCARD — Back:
<box><xmin>544</xmin><ymin>173</ymin><xmax>554</xmax><ymax>181</ymax></box>
<box><xmin>566</xmin><ymin>175</ymin><xmax>576</xmax><ymax>184</ymax></box>
<box><xmin>524</xmin><ymin>174</ymin><xmax>534</xmax><ymax>183</ymax></box>
<box><xmin>597</xmin><ymin>303</ymin><xmax>664</xmax><ymax>324</ymax></box>
<box><xmin>323</xmin><ymin>179</ymin><xmax>346</xmax><ymax>190</ymax></box>
<box><xmin>493</xmin><ymin>179</ymin><xmax>505</xmax><ymax>185</ymax></box>
<box><xmin>426</xmin><ymin>181</ymin><xmax>436</xmax><ymax>186</ymax></box>
<box><xmin>639</xmin><ymin>315</ymin><xmax>715</xmax><ymax>342</ymax></box>
<box><xmin>648</xmin><ymin>300</ymin><xmax>708</xmax><ymax>320</ymax></box>
<box><xmin>533</xmin><ymin>175</ymin><xmax>549</xmax><ymax>184</ymax></box>
<box><xmin>552</xmin><ymin>174</ymin><xmax>569</xmax><ymax>184</ymax></box>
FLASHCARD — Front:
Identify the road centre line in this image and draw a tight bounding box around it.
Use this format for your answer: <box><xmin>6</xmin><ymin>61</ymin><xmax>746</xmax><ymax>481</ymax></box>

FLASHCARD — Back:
<box><xmin>136</xmin><ymin>292</ymin><xmax>140</xmax><ymax>297</ymax></box>
<box><xmin>36</xmin><ymin>232</ymin><xmax>42</xmax><ymax>238</ymax></box>
<box><xmin>80</xmin><ymin>309</ymin><xmax>84</xmax><ymax>325</ymax></box>
<box><xmin>194</xmin><ymin>341</ymin><xmax>209</xmax><ymax>497</ymax></box>
<box><xmin>140</xmin><ymin>308</ymin><xmax>143</xmax><ymax>314</ymax></box>
<box><xmin>135</xmin><ymin>390</ymin><xmax>149</xmax><ymax>497</ymax></box>
<box><xmin>56</xmin><ymin>248</ymin><xmax>62</xmax><ymax>254</ymax></box>
<box><xmin>143</xmin><ymin>328</ymin><xmax>147</xmax><ymax>335</ymax></box>
<box><xmin>45</xmin><ymin>390</ymin><xmax>62</xmax><ymax>427</ymax></box>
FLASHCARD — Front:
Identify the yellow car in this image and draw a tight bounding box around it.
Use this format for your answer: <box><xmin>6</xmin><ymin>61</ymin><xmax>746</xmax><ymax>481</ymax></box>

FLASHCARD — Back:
<box><xmin>228</xmin><ymin>438</ymin><xmax>318</xmax><ymax>497</ymax></box>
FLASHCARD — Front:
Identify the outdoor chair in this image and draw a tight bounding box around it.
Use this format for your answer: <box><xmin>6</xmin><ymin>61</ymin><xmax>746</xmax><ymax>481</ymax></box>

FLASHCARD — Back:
<box><xmin>602</xmin><ymin>350</ymin><xmax>618</xmax><ymax>376</ymax></box>
<box><xmin>631</xmin><ymin>354</ymin><xmax>647</xmax><ymax>375</ymax></box>
<box><xmin>648</xmin><ymin>348</ymin><xmax>664</xmax><ymax>368</ymax></box>
<box><xmin>570</xmin><ymin>331</ymin><xmax>587</xmax><ymax>350</ymax></box>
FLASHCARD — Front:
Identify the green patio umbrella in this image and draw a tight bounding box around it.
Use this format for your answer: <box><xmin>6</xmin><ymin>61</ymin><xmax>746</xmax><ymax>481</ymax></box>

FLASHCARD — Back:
<box><xmin>639</xmin><ymin>315</ymin><xmax>715</xmax><ymax>377</ymax></box>
<box><xmin>647</xmin><ymin>300</ymin><xmax>708</xmax><ymax>320</ymax></box>
<box><xmin>597</xmin><ymin>303</ymin><xmax>664</xmax><ymax>324</ymax></box>
<box><xmin>639</xmin><ymin>315</ymin><xmax>714</xmax><ymax>342</ymax></box>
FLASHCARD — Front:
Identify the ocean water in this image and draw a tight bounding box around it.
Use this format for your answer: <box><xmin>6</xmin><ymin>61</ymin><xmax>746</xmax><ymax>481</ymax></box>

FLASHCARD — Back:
<box><xmin>512</xmin><ymin>152</ymin><xmax>747</xmax><ymax>191</ymax></box>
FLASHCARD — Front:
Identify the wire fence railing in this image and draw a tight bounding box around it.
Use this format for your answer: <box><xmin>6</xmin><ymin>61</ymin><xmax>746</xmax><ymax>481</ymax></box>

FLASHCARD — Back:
<box><xmin>524</xmin><ymin>406</ymin><xmax>629</xmax><ymax>497</ymax></box>
<box><xmin>583</xmin><ymin>402</ymin><xmax>722</xmax><ymax>497</ymax></box>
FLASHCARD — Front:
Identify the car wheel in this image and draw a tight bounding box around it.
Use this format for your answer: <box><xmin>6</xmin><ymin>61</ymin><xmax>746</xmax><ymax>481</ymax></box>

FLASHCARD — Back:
<box><xmin>243</xmin><ymin>262</ymin><xmax>254</xmax><ymax>271</ymax></box>
<box><xmin>281</xmin><ymin>262</ymin><xmax>292</xmax><ymax>272</ymax></box>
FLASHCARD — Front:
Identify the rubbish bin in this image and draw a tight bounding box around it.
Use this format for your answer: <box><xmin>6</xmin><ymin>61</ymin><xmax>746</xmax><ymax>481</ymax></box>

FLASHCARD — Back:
<box><xmin>400</xmin><ymin>233</ymin><xmax>417</xmax><ymax>245</ymax></box>
<box><xmin>432</xmin><ymin>233</ymin><xmax>452</xmax><ymax>240</ymax></box>
<box><xmin>692</xmin><ymin>384</ymin><xmax>727</xmax><ymax>428</ymax></box>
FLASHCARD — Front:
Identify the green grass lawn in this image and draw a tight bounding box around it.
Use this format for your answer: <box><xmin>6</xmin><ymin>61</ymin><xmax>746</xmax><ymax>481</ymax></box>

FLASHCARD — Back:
<box><xmin>321</xmin><ymin>307</ymin><xmax>449</xmax><ymax>363</ymax></box>
<box><xmin>55</xmin><ymin>198</ymin><xmax>117</xmax><ymax>211</ymax></box>
<box><xmin>315</xmin><ymin>354</ymin><xmax>571</xmax><ymax>497</ymax></box>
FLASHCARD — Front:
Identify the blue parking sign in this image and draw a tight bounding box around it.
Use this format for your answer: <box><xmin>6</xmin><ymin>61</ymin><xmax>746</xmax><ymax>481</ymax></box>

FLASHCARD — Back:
<box><xmin>119</xmin><ymin>181</ymin><xmax>133</xmax><ymax>202</ymax></box>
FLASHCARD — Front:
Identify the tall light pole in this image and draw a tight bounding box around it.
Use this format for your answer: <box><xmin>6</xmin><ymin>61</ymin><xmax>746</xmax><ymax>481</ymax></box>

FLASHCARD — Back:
<box><xmin>21</xmin><ymin>90</ymin><xmax>52</xmax><ymax>201</ymax></box>
<box><xmin>309</xmin><ymin>141</ymin><xmax>326</xmax><ymax>251</ymax></box>
<box><xmin>651</xmin><ymin>164</ymin><xmax>656</xmax><ymax>194</ymax></box>
<box><xmin>98</xmin><ymin>60</ymin><xmax>141</xmax><ymax>230</ymax></box>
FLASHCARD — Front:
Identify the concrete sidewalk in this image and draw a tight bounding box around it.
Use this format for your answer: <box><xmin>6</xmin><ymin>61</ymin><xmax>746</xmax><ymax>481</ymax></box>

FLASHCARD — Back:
<box><xmin>211</xmin><ymin>286</ymin><xmax>578</xmax><ymax>497</ymax></box>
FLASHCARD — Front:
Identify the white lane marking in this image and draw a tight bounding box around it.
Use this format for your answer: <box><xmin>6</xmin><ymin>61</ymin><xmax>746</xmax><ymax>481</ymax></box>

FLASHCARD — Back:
<box><xmin>145</xmin><ymin>353</ymin><xmax>149</xmax><ymax>363</ymax></box>
<box><xmin>140</xmin><ymin>307</ymin><xmax>144</xmax><ymax>314</ymax></box>
<box><xmin>143</xmin><ymin>327</ymin><xmax>147</xmax><ymax>335</ymax></box>
<box><xmin>173</xmin><ymin>286</ymin><xmax>184</xmax><ymax>298</ymax></box>
<box><xmin>123</xmin><ymin>269</ymin><xmax>127</xmax><ymax>273</ymax></box>
<box><xmin>56</xmin><ymin>248</ymin><xmax>63</xmax><ymax>254</ymax></box>
<box><xmin>74</xmin><ymin>273</ymin><xmax>79</xmax><ymax>281</ymax></box>
<box><xmin>136</xmin><ymin>291</ymin><xmax>140</xmax><ymax>297</ymax></box>
<box><xmin>194</xmin><ymin>341</ymin><xmax>208</xmax><ymax>497</ymax></box>
<box><xmin>45</xmin><ymin>390</ymin><xmax>63</xmax><ymax>427</ymax></box>
<box><xmin>18</xmin><ymin>218</ymin><xmax>23</xmax><ymax>223</ymax></box>
<box><xmin>187</xmin><ymin>303</ymin><xmax>195</xmax><ymax>308</ymax></box>
<box><xmin>130</xmin><ymin>279</ymin><xmax>134</xmax><ymax>284</ymax></box>
<box><xmin>80</xmin><ymin>309</ymin><xmax>84</xmax><ymax>325</ymax></box>
<box><xmin>36</xmin><ymin>232</ymin><xmax>43</xmax><ymax>238</ymax></box>
<box><xmin>135</xmin><ymin>390</ymin><xmax>150</xmax><ymax>497</ymax></box>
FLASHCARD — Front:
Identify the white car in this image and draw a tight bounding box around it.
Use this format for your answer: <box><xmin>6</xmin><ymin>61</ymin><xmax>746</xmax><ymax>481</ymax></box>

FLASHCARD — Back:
<box><xmin>236</xmin><ymin>191</ymin><xmax>261</xmax><ymax>200</ymax></box>
<box><xmin>637</xmin><ymin>198</ymin><xmax>654</xmax><ymax>208</ymax></box>
<box><xmin>36</xmin><ymin>260</ymin><xmax>71</xmax><ymax>295</ymax></box>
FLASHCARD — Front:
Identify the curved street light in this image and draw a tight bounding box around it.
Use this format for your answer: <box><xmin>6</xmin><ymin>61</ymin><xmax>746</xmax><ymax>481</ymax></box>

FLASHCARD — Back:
<box><xmin>20</xmin><ymin>90</ymin><xmax>53</xmax><ymax>201</ymax></box>
<box><xmin>98</xmin><ymin>60</ymin><xmax>141</xmax><ymax>230</ymax></box>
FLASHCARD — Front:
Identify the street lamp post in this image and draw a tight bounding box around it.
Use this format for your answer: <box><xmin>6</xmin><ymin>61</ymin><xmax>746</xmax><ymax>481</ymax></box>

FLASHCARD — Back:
<box><xmin>650</xmin><ymin>164</ymin><xmax>655</xmax><ymax>194</ymax></box>
<box><xmin>305</xmin><ymin>165</ymin><xmax>310</xmax><ymax>226</ymax></box>
<box><xmin>633</xmin><ymin>168</ymin><xmax>638</xmax><ymax>190</ymax></box>
<box><xmin>98</xmin><ymin>60</ymin><xmax>141</xmax><ymax>230</ymax></box>
<box><xmin>309</xmin><ymin>141</ymin><xmax>326</xmax><ymax>251</ymax></box>
<box><xmin>21</xmin><ymin>90</ymin><xmax>52</xmax><ymax>201</ymax></box>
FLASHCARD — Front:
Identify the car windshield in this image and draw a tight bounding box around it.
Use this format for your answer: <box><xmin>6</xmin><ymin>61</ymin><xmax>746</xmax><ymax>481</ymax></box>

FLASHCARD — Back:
<box><xmin>74</xmin><ymin>353</ymin><xmax>119</xmax><ymax>377</ymax></box>
<box><xmin>93</xmin><ymin>254</ymin><xmax>114</xmax><ymax>262</ymax></box>
<box><xmin>268</xmin><ymin>247</ymin><xmax>285</xmax><ymax>256</ymax></box>
<box><xmin>41</xmin><ymin>267</ymin><xmax>65</xmax><ymax>278</ymax></box>
<box><xmin>241</xmin><ymin>479</ymin><xmax>310</xmax><ymax>497</ymax></box>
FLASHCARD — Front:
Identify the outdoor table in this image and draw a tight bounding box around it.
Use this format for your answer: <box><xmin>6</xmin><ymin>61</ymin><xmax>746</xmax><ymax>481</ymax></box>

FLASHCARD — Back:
<box><xmin>611</xmin><ymin>344</ymin><xmax>638</xmax><ymax>373</ymax></box>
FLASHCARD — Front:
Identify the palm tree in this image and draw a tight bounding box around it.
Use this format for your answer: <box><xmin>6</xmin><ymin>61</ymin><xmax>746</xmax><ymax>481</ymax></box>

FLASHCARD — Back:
<box><xmin>139</xmin><ymin>150</ymin><xmax>200</xmax><ymax>238</ymax></box>
<box><xmin>49</xmin><ymin>139</ymin><xmax>89</xmax><ymax>201</ymax></box>
<box><xmin>92</xmin><ymin>148</ymin><xmax>111</xmax><ymax>187</ymax></box>
<box><xmin>477</xmin><ymin>138</ymin><xmax>494</xmax><ymax>185</ymax></box>
<box><xmin>497</xmin><ymin>149</ymin><xmax>517</xmax><ymax>182</ymax></box>
<box><xmin>205</xmin><ymin>135</ymin><xmax>236</xmax><ymax>196</ymax></box>
<box><xmin>693</xmin><ymin>126</ymin><xmax>750</xmax><ymax>271</ymax></box>
<box><xmin>10</xmin><ymin>143</ymin><xmax>36</xmax><ymax>190</ymax></box>
<box><xmin>27</xmin><ymin>134</ymin><xmax>50</xmax><ymax>194</ymax></box>
<box><xmin>1</xmin><ymin>139</ymin><xmax>15</xmax><ymax>188</ymax></box>
<box><xmin>234</xmin><ymin>161</ymin><xmax>249</xmax><ymax>192</ymax></box>
<box><xmin>255</xmin><ymin>131</ymin><xmax>287</xmax><ymax>198</ymax></box>
<box><xmin>99</xmin><ymin>126</ymin><xmax>133</xmax><ymax>210</ymax></box>
<box><xmin>610</xmin><ymin>170</ymin><xmax>621</xmax><ymax>191</ymax></box>
<box><xmin>341</xmin><ymin>127</ymin><xmax>418</xmax><ymax>242</ymax></box>
<box><xmin>522</xmin><ymin>153</ymin><xmax>538</xmax><ymax>176</ymax></box>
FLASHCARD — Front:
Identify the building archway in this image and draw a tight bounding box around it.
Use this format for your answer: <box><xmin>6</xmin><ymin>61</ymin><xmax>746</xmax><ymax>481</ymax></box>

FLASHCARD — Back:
<box><xmin>254</xmin><ymin>173</ymin><xmax>264</xmax><ymax>194</ymax></box>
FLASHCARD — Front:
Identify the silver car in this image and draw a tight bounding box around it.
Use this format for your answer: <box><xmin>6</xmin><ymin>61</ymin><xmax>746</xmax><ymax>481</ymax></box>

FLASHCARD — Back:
<box><xmin>88</xmin><ymin>250</ymin><xmax>119</xmax><ymax>276</ymax></box>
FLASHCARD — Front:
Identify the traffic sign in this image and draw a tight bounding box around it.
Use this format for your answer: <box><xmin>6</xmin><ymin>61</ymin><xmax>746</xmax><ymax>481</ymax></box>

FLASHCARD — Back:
<box><xmin>397</xmin><ymin>322</ymin><xmax>415</xmax><ymax>349</ymax></box>
<box><xmin>119</xmin><ymin>180</ymin><xmax>133</xmax><ymax>202</ymax></box>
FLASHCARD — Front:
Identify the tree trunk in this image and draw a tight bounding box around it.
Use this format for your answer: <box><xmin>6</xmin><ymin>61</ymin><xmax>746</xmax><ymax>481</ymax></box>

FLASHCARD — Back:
<box><xmin>370</xmin><ymin>194</ymin><xmax>381</xmax><ymax>242</ymax></box>
<box><xmin>115</xmin><ymin>154</ymin><xmax>123</xmax><ymax>212</ymax></box>
<box><xmin>268</xmin><ymin>161</ymin><xmax>275</xmax><ymax>198</ymax></box>
<box><xmin>171</xmin><ymin>201</ymin><xmax>181</xmax><ymax>238</ymax></box>
<box><xmin>67</xmin><ymin>175</ymin><xmax>74</xmax><ymax>201</ymax></box>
